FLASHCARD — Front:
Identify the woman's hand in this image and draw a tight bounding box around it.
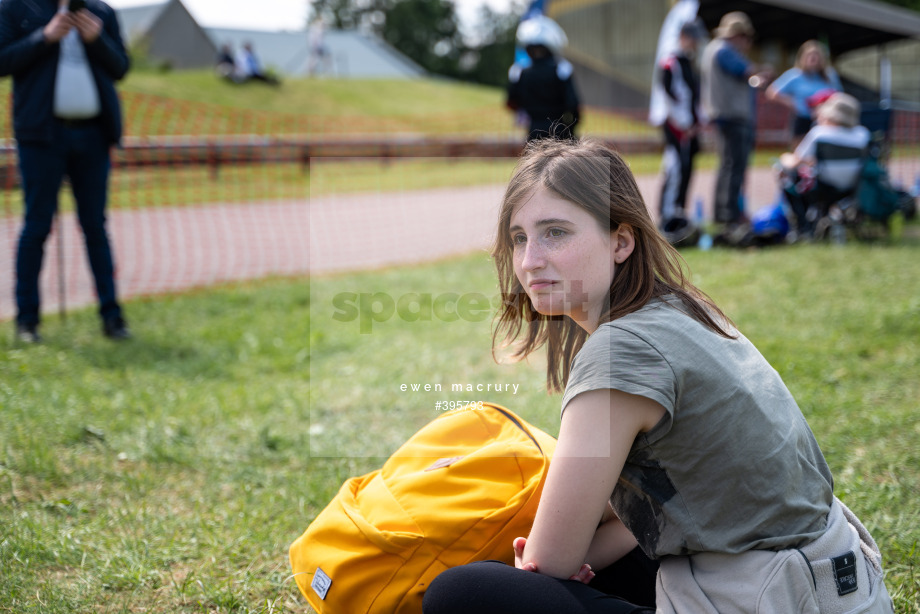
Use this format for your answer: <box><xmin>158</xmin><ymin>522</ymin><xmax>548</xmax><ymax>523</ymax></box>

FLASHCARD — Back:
<box><xmin>513</xmin><ymin>536</ymin><xmax>537</xmax><ymax>572</ymax></box>
<box><xmin>569</xmin><ymin>563</ymin><xmax>595</xmax><ymax>584</ymax></box>
<box><xmin>513</xmin><ymin>536</ymin><xmax>595</xmax><ymax>584</ymax></box>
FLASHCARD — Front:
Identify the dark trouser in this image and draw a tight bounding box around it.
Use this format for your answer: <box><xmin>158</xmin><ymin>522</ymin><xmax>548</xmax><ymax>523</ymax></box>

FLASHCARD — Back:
<box><xmin>658</xmin><ymin>124</ymin><xmax>699</xmax><ymax>221</ymax></box>
<box><xmin>713</xmin><ymin>119</ymin><xmax>753</xmax><ymax>224</ymax></box>
<box><xmin>423</xmin><ymin>547</ymin><xmax>658</xmax><ymax>614</ymax></box>
<box><xmin>15</xmin><ymin>119</ymin><xmax>121</xmax><ymax>327</ymax></box>
<box><xmin>791</xmin><ymin>114</ymin><xmax>814</xmax><ymax>138</ymax></box>
<box><xmin>782</xmin><ymin>179</ymin><xmax>852</xmax><ymax>234</ymax></box>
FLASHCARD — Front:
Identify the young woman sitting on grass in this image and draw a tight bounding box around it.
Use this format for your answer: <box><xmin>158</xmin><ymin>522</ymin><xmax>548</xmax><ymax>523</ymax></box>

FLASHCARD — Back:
<box><xmin>422</xmin><ymin>138</ymin><xmax>893</xmax><ymax>614</ymax></box>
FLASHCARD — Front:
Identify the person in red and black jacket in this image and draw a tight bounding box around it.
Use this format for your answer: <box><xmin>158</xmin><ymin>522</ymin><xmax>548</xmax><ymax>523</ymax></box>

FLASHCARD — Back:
<box><xmin>657</xmin><ymin>20</ymin><xmax>703</xmax><ymax>235</ymax></box>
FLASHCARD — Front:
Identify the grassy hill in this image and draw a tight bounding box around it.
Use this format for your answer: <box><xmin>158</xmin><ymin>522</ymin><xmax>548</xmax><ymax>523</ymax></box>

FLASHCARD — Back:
<box><xmin>0</xmin><ymin>70</ymin><xmax>654</xmax><ymax>138</ymax></box>
<box><xmin>122</xmin><ymin>71</ymin><xmax>506</xmax><ymax>118</ymax></box>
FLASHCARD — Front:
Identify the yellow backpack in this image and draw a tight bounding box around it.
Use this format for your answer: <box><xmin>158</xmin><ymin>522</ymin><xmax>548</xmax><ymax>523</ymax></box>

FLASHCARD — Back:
<box><xmin>289</xmin><ymin>403</ymin><xmax>556</xmax><ymax>613</ymax></box>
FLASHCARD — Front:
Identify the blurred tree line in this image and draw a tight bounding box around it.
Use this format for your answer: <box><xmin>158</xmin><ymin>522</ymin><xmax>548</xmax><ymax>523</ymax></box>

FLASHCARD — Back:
<box><xmin>310</xmin><ymin>0</ymin><xmax>920</xmax><ymax>86</ymax></box>
<box><xmin>310</xmin><ymin>0</ymin><xmax>521</xmax><ymax>86</ymax></box>
<box><xmin>880</xmin><ymin>0</ymin><xmax>920</xmax><ymax>9</ymax></box>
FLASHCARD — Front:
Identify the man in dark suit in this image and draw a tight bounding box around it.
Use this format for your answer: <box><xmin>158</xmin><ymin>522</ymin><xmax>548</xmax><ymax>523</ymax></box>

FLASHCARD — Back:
<box><xmin>0</xmin><ymin>0</ymin><xmax>130</xmax><ymax>343</ymax></box>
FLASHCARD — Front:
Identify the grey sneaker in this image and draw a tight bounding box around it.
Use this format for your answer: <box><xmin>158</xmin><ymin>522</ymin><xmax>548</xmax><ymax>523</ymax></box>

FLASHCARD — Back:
<box><xmin>15</xmin><ymin>323</ymin><xmax>41</xmax><ymax>344</ymax></box>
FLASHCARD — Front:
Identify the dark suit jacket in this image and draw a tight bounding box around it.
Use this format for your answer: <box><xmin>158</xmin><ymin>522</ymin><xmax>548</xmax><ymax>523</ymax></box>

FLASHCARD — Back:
<box><xmin>0</xmin><ymin>0</ymin><xmax>130</xmax><ymax>145</ymax></box>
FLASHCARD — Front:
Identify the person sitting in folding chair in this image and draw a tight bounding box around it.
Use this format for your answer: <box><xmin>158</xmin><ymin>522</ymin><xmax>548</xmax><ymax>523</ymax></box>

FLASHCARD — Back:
<box><xmin>778</xmin><ymin>92</ymin><xmax>870</xmax><ymax>239</ymax></box>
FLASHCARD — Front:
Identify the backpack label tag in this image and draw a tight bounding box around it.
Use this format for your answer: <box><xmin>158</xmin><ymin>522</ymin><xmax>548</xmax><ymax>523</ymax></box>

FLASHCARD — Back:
<box><xmin>832</xmin><ymin>551</ymin><xmax>858</xmax><ymax>596</ymax></box>
<box><xmin>425</xmin><ymin>456</ymin><xmax>465</xmax><ymax>471</ymax></box>
<box><xmin>312</xmin><ymin>567</ymin><xmax>332</xmax><ymax>600</ymax></box>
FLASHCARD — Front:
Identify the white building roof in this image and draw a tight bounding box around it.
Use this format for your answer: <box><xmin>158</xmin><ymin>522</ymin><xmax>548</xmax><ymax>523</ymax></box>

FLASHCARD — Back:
<box><xmin>114</xmin><ymin>0</ymin><xmax>425</xmax><ymax>79</ymax></box>
<box><xmin>116</xmin><ymin>0</ymin><xmax>170</xmax><ymax>42</ymax></box>
<box><xmin>205</xmin><ymin>28</ymin><xmax>425</xmax><ymax>79</ymax></box>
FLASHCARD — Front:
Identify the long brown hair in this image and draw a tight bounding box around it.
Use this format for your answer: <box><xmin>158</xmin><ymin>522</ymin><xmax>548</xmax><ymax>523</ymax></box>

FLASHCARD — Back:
<box><xmin>795</xmin><ymin>40</ymin><xmax>832</xmax><ymax>82</ymax></box>
<box><xmin>491</xmin><ymin>138</ymin><xmax>736</xmax><ymax>393</ymax></box>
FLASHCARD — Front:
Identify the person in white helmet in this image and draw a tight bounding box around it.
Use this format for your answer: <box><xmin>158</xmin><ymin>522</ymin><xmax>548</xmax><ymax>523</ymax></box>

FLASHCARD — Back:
<box><xmin>506</xmin><ymin>15</ymin><xmax>581</xmax><ymax>142</ymax></box>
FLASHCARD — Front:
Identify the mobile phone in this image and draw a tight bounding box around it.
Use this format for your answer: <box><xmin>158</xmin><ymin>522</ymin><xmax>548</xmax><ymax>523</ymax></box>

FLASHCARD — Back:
<box><xmin>68</xmin><ymin>0</ymin><xmax>86</xmax><ymax>12</ymax></box>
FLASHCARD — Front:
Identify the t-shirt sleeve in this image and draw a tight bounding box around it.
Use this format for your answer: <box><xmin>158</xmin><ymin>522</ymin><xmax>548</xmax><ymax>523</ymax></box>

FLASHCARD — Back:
<box><xmin>561</xmin><ymin>324</ymin><xmax>677</xmax><ymax>419</ymax></box>
<box><xmin>715</xmin><ymin>46</ymin><xmax>750</xmax><ymax>80</ymax></box>
<box><xmin>795</xmin><ymin>127</ymin><xmax>819</xmax><ymax>160</ymax></box>
<box><xmin>771</xmin><ymin>68</ymin><xmax>797</xmax><ymax>95</ymax></box>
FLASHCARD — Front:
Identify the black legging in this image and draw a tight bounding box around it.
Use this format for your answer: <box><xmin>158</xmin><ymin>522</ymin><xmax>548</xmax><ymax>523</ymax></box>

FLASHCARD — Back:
<box><xmin>783</xmin><ymin>179</ymin><xmax>852</xmax><ymax>234</ymax></box>
<box><xmin>423</xmin><ymin>547</ymin><xmax>658</xmax><ymax>614</ymax></box>
<box><xmin>659</xmin><ymin>123</ymin><xmax>700</xmax><ymax>221</ymax></box>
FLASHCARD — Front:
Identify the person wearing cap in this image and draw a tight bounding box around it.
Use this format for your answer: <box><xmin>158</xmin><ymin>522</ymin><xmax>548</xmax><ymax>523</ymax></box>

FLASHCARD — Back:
<box><xmin>779</xmin><ymin>91</ymin><xmax>870</xmax><ymax>237</ymax></box>
<box><xmin>507</xmin><ymin>15</ymin><xmax>581</xmax><ymax>142</ymax></box>
<box><xmin>700</xmin><ymin>11</ymin><xmax>772</xmax><ymax>230</ymax></box>
<box><xmin>656</xmin><ymin>19</ymin><xmax>704</xmax><ymax>244</ymax></box>
<box><xmin>767</xmin><ymin>40</ymin><xmax>843</xmax><ymax>149</ymax></box>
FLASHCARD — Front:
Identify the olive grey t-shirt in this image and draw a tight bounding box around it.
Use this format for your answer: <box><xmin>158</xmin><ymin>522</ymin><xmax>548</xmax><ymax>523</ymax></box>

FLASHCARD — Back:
<box><xmin>561</xmin><ymin>297</ymin><xmax>834</xmax><ymax>558</ymax></box>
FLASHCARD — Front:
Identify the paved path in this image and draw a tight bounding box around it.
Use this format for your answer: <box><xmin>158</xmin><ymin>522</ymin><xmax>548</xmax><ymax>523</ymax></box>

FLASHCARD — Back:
<box><xmin>0</xmin><ymin>161</ymin><xmax>913</xmax><ymax>321</ymax></box>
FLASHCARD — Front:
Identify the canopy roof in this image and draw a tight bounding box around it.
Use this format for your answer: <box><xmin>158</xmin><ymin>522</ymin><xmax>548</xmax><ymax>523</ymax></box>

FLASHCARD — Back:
<box><xmin>697</xmin><ymin>0</ymin><xmax>920</xmax><ymax>55</ymax></box>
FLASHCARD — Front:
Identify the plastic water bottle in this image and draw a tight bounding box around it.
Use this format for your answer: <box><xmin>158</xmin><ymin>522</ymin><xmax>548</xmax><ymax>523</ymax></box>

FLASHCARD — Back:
<box><xmin>911</xmin><ymin>174</ymin><xmax>920</xmax><ymax>198</ymax></box>
<box><xmin>695</xmin><ymin>196</ymin><xmax>712</xmax><ymax>250</ymax></box>
<box><xmin>698</xmin><ymin>231</ymin><xmax>713</xmax><ymax>251</ymax></box>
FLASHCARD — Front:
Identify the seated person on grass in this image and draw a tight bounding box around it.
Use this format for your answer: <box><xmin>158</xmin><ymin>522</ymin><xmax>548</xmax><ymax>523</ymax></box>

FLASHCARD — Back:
<box><xmin>236</xmin><ymin>42</ymin><xmax>280</xmax><ymax>86</ymax></box>
<box><xmin>778</xmin><ymin>92</ymin><xmax>870</xmax><ymax>237</ymax></box>
<box><xmin>422</xmin><ymin>138</ymin><xmax>894</xmax><ymax>614</ymax></box>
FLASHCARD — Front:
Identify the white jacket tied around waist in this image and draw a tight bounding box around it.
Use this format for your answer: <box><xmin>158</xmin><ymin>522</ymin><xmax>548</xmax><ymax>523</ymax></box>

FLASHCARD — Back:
<box><xmin>655</xmin><ymin>497</ymin><xmax>894</xmax><ymax>614</ymax></box>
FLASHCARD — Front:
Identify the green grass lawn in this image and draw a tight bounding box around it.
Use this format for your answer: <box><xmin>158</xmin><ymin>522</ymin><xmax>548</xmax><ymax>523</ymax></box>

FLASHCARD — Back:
<box><xmin>122</xmin><ymin>71</ymin><xmax>507</xmax><ymax>120</ymax></box>
<box><xmin>2</xmin><ymin>238</ymin><xmax>919</xmax><ymax>612</ymax></box>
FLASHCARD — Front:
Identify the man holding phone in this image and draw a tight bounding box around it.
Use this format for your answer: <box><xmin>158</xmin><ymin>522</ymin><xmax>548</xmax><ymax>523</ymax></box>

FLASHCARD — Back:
<box><xmin>0</xmin><ymin>0</ymin><xmax>131</xmax><ymax>343</ymax></box>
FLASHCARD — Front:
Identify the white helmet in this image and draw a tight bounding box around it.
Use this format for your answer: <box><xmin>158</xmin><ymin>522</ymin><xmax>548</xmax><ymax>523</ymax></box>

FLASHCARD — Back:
<box><xmin>516</xmin><ymin>15</ymin><xmax>568</xmax><ymax>55</ymax></box>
